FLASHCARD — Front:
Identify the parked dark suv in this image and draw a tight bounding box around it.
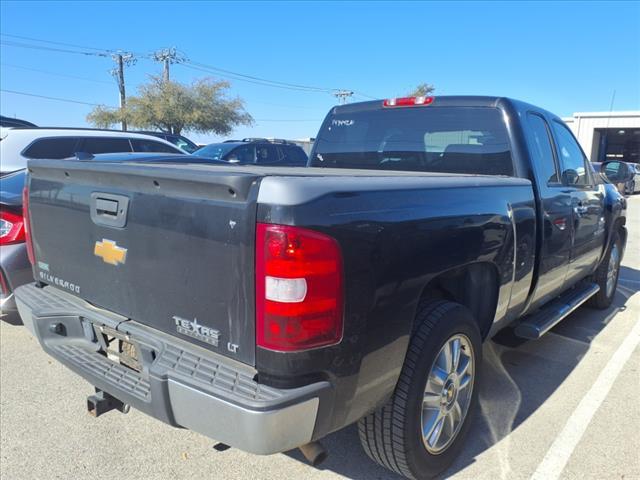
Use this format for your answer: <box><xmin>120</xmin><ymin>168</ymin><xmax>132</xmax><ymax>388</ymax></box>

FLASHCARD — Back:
<box><xmin>196</xmin><ymin>138</ymin><xmax>308</xmax><ymax>166</ymax></box>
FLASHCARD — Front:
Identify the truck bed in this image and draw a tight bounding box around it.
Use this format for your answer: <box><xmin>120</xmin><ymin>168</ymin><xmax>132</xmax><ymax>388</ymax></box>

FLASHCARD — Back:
<box><xmin>26</xmin><ymin>158</ymin><xmax>534</xmax><ymax>370</ymax></box>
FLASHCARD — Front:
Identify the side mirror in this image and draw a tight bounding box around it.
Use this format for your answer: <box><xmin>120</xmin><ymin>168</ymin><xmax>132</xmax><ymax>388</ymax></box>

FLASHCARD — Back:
<box><xmin>562</xmin><ymin>169</ymin><xmax>579</xmax><ymax>185</ymax></box>
<box><xmin>602</xmin><ymin>161</ymin><xmax>633</xmax><ymax>183</ymax></box>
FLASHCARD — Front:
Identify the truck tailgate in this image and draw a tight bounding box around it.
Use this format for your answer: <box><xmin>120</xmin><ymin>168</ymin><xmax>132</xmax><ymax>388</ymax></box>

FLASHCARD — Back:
<box><xmin>26</xmin><ymin>160</ymin><xmax>261</xmax><ymax>365</ymax></box>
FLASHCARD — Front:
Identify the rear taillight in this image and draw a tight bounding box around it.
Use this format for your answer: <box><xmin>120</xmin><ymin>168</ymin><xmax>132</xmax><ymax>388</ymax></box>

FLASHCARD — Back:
<box><xmin>0</xmin><ymin>209</ymin><xmax>25</xmax><ymax>245</ymax></box>
<box><xmin>21</xmin><ymin>186</ymin><xmax>35</xmax><ymax>264</ymax></box>
<box><xmin>383</xmin><ymin>96</ymin><xmax>434</xmax><ymax>107</ymax></box>
<box><xmin>256</xmin><ymin>223</ymin><xmax>343</xmax><ymax>352</ymax></box>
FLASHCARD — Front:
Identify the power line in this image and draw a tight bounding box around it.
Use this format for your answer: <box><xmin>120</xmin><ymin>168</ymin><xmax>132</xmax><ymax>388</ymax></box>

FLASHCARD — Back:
<box><xmin>0</xmin><ymin>63</ymin><xmax>323</xmax><ymax>108</ymax></box>
<box><xmin>1</xmin><ymin>63</ymin><xmax>115</xmax><ymax>85</ymax></box>
<box><xmin>0</xmin><ymin>39</ymin><xmax>109</xmax><ymax>57</ymax></box>
<box><xmin>1</xmin><ymin>34</ymin><xmax>378</xmax><ymax>100</ymax></box>
<box><xmin>246</xmin><ymin>99</ymin><xmax>321</xmax><ymax>110</ymax></box>
<box><xmin>0</xmin><ymin>89</ymin><xmax>116</xmax><ymax>108</ymax></box>
<box><xmin>353</xmin><ymin>91</ymin><xmax>378</xmax><ymax>100</ymax></box>
<box><xmin>1</xmin><ymin>89</ymin><xmax>319</xmax><ymax>122</ymax></box>
<box><xmin>185</xmin><ymin>60</ymin><xmax>332</xmax><ymax>93</ymax></box>
<box><xmin>180</xmin><ymin>63</ymin><xmax>329</xmax><ymax>93</ymax></box>
<box><xmin>0</xmin><ymin>33</ymin><xmax>112</xmax><ymax>53</ymax></box>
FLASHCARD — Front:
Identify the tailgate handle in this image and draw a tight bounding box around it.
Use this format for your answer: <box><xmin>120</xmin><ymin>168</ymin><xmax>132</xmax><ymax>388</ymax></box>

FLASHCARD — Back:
<box><xmin>91</xmin><ymin>193</ymin><xmax>129</xmax><ymax>228</ymax></box>
<box><xmin>95</xmin><ymin>198</ymin><xmax>119</xmax><ymax>216</ymax></box>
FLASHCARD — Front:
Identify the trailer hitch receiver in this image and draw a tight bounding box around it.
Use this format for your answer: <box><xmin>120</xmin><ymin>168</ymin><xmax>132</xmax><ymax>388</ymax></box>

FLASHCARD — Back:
<box><xmin>87</xmin><ymin>388</ymin><xmax>130</xmax><ymax>417</ymax></box>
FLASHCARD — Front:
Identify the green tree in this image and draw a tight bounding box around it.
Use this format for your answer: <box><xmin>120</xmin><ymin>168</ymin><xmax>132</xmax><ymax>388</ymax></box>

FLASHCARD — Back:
<box><xmin>408</xmin><ymin>83</ymin><xmax>435</xmax><ymax>97</ymax></box>
<box><xmin>87</xmin><ymin>76</ymin><xmax>252</xmax><ymax>135</ymax></box>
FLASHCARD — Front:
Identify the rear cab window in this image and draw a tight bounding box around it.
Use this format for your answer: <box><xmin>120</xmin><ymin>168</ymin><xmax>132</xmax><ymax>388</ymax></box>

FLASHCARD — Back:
<box><xmin>311</xmin><ymin>106</ymin><xmax>513</xmax><ymax>176</ymax></box>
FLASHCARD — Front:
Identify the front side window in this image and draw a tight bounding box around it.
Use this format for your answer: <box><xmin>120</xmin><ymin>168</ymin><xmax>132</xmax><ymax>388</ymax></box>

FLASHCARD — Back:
<box><xmin>552</xmin><ymin>121</ymin><xmax>590</xmax><ymax>186</ymax></box>
<box><xmin>311</xmin><ymin>106</ymin><xmax>513</xmax><ymax>176</ymax></box>
<box><xmin>226</xmin><ymin>145</ymin><xmax>255</xmax><ymax>163</ymax></box>
<box><xmin>196</xmin><ymin>143</ymin><xmax>238</xmax><ymax>160</ymax></box>
<box><xmin>173</xmin><ymin>138</ymin><xmax>198</xmax><ymax>154</ymax></box>
<box><xmin>22</xmin><ymin>137</ymin><xmax>79</xmax><ymax>159</ymax></box>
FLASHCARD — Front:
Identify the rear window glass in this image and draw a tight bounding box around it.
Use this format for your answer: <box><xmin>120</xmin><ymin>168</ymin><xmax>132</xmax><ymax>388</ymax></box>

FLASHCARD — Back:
<box><xmin>311</xmin><ymin>106</ymin><xmax>513</xmax><ymax>176</ymax></box>
<box><xmin>23</xmin><ymin>137</ymin><xmax>79</xmax><ymax>159</ymax></box>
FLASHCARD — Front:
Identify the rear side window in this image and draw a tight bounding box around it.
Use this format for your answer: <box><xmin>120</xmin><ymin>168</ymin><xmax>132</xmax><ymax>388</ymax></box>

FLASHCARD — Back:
<box><xmin>23</xmin><ymin>137</ymin><xmax>79</xmax><ymax>159</ymax></box>
<box><xmin>281</xmin><ymin>145</ymin><xmax>308</xmax><ymax>165</ymax></box>
<box><xmin>80</xmin><ymin>137</ymin><xmax>132</xmax><ymax>155</ymax></box>
<box><xmin>311</xmin><ymin>106</ymin><xmax>513</xmax><ymax>176</ymax></box>
<box><xmin>255</xmin><ymin>144</ymin><xmax>280</xmax><ymax>164</ymax></box>
<box><xmin>527</xmin><ymin>113</ymin><xmax>559</xmax><ymax>184</ymax></box>
<box><xmin>131</xmin><ymin>139</ymin><xmax>180</xmax><ymax>153</ymax></box>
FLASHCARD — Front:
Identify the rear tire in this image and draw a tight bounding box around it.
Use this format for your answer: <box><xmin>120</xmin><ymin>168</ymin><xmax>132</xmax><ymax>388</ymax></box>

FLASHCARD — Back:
<box><xmin>588</xmin><ymin>231</ymin><xmax>622</xmax><ymax>309</ymax></box>
<box><xmin>358</xmin><ymin>300</ymin><xmax>482</xmax><ymax>479</ymax></box>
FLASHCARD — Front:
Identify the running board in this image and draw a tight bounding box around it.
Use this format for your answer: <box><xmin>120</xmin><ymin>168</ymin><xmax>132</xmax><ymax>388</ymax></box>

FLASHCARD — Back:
<box><xmin>515</xmin><ymin>283</ymin><xmax>600</xmax><ymax>339</ymax></box>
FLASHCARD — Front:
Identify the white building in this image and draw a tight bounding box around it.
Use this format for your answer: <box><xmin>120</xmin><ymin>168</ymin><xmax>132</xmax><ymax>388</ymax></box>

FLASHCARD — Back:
<box><xmin>562</xmin><ymin>111</ymin><xmax>640</xmax><ymax>163</ymax></box>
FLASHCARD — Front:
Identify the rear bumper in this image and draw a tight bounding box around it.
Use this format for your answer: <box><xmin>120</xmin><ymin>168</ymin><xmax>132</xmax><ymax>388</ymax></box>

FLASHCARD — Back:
<box><xmin>15</xmin><ymin>283</ymin><xmax>331</xmax><ymax>455</ymax></box>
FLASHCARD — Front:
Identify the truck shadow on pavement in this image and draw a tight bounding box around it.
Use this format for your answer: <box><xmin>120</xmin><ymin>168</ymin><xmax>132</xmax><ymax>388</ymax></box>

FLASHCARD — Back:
<box><xmin>286</xmin><ymin>266</ymin><xmax>640</xmax><ymax>479</ymax></box>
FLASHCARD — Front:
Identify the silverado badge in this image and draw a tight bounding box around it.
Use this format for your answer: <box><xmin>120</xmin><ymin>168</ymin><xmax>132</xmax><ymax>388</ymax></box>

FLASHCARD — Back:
<box><xmin>94</xmin><ymin>239</ymin><xmax>127</xmax><ymax>266</ymax></box>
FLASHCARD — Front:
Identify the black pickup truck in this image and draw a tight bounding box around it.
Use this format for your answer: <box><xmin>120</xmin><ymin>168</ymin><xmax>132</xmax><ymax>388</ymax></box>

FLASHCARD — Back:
<box><xmin>15</xmin><ymin>96</ymin><xmax>632</xmax><ymax>479</ymax></box>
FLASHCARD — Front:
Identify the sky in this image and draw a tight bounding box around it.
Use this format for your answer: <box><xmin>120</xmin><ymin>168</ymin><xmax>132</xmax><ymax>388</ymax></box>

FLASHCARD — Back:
<box><xmin>1</xmin><ymin>1</ymin><xmax>639</xmax><ymax>145</ymax></box>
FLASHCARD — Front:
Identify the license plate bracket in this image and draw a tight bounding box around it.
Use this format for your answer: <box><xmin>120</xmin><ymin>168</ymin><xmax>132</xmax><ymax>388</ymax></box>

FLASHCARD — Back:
<box><xmin>92</xmin><ymin>324</ymin><xmax>142</xmax><ymax>372</ymax></box>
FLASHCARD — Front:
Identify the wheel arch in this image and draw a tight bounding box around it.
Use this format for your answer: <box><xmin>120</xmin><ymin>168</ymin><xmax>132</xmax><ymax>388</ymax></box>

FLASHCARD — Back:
<box><xmin>416</xmin><ymin>261</ymin><xmax>500</xmax><ymax>340</ymax></box>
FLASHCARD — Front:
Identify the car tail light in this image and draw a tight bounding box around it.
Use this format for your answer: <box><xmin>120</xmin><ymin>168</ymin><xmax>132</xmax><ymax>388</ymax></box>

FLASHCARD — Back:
<box><xmin>256</xmin><ymin>223</ymin><xmax>343</xmax><ymax>351</ymax></box>
<box><xmin>22</xmin><ymin>186</ymin><xmax>35</xmax><ymax>264</ymax></box>
<box><xmin>383</xmin><ymin>96</ymin><xmax>434</xmax><ymax>107</ymax></box>
<box><xmin>0</xmin><ymin>209</ymin><xmax>25</xmax><ymax>245</ymax></box>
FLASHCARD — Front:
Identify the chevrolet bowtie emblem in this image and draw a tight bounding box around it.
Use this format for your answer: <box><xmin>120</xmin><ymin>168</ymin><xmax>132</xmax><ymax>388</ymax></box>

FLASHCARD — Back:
<box><xmin>94</xmin><ymin>239</ymin><xmax>127</xmax><ymax>266</ymax></box>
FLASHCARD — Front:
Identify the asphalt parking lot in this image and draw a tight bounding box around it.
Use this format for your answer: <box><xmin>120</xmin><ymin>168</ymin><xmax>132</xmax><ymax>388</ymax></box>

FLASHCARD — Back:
<box><xmin>1</xmin><ymin>196</ymin><xmax>639</xmax><ymax>480</ymax></box>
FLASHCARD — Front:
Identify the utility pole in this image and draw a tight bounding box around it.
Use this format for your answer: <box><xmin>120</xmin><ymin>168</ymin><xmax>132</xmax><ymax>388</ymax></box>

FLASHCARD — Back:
<box><xmin>152</xmin><ymin>47</ymin><xmax>186</xmax><ymax>83</ymax></box>
<box><xmin>110</xmin><ymin>52</ymin><xmax>136</xmax><ymax>131</ymax></box>
<box><xmin>333</xmin><ymin>90</ymin><xmax>354</xmax><ymax>105</ymax></box>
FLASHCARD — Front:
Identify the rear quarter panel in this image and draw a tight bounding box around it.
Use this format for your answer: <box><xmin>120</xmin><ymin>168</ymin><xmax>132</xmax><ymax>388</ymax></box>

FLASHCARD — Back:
<box><xmin>256</xmin><ymin>174</ymin><xmax>536</xmax><ymax>434</ymax></box>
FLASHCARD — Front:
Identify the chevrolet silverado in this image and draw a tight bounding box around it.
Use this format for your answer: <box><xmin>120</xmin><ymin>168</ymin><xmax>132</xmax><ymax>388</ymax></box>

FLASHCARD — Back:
<box><xmin>14</xmin><ymin>96</ymin><xmax>632</xmax><ymax>479</ymax></box>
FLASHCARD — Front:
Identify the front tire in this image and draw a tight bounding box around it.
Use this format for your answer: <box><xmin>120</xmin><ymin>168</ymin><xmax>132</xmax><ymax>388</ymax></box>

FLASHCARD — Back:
<box><xmin>358</xmin><ymin>300</ymin><xmax>482</xmax><ymax>479</ymax></box>
<box><xmin>588</xmin><ymin>231</ymin><xmax>622</xmax><ymax>309</ymax></box>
